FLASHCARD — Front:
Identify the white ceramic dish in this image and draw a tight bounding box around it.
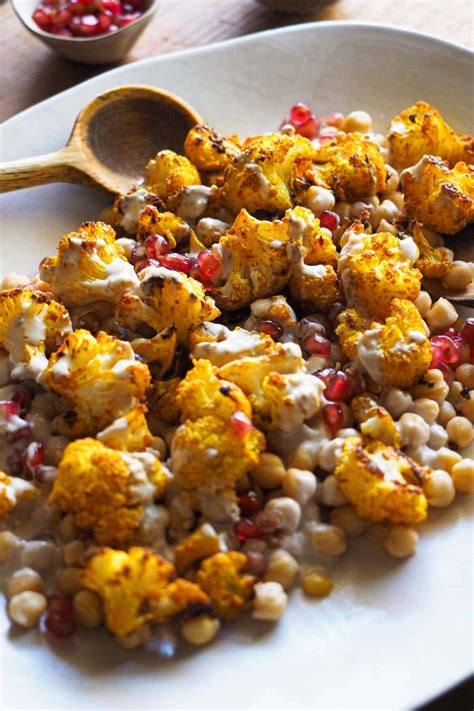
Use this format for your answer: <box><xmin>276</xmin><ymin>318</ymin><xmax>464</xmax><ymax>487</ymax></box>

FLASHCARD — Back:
<box><xmin>0</xmin><ymin>22</ymin><xmax>473</xmax><ymax>711</ymax></box>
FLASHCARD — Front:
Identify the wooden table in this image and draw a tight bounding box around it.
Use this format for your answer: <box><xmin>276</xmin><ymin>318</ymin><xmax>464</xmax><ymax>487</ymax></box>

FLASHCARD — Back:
<box><xmin>1</xmin><ymin>0</ymin><xmax>473</xmax><ymax>122</ymax></box>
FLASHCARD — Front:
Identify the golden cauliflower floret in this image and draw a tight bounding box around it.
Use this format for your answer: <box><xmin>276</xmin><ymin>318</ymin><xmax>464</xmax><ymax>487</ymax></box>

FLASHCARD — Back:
<box><xmin>196</xmin><ymin>552</ymin><xmax>255</xmax><ymax>620</ymax></box>
<box><xmin>116</xmin><ymin>266</ymin><xmax>220</xmax><ymax>347</ymax></box>
<box><xmin>222</xmin><ymin>132</ymin><xmax>317</xmax><ymax>214</ymax></box>
<box><xmin>44</xmin><ymin>329</ymin><xmax>150</xmax><ymax>436</ymax></box>
<box><xmin>113</xmin><ymin>187</ymin><xmax>165</xmax><ymax>235</ymax></box>
<box><xmin>136</xmin><ymin>205</ymin><xmax>191</xmax><ymax>248</ymax></box>
<box><xmin>0</xmin><ymin>288</ymin><xmax>72</xmax><ymax>381</ymax></box>
<box><xmin>284</xmin><ymin>206</ymin><xmax>337</xmax><ymax>267</ymax></box>
<box><xmin>388</xmin><ymin>101</ymin><xmax>474</xmax><ymax>171</ymax></box>
<box><xmin>174</xmin><ymin>523</ymin><xmax>222</xmax><ymax>573</ymax></box>
<box><xmin>351</xmin><ymin>396</ymin><xmax>401</xmax><ymax>448</ymax></box>
<box><xmin>81</xmin><ymin>546</ymin><xmax>209</xmax><ymax>636</ymax></box>
<box><xmin>0</xmin><ymin>471</ymin><xmax>38</xmax><ymax>518</ymax></box>
<box><xmin>40</xmin><ymin>221</ymin><xmax>138</xmax><ymax>308</ymax></box>
<box><xmin>334</xmin><ymin>436</ymin><xmax>428</xmax><ymax>525</ymax></box>
<box><xmin>401</xmin><ymin>156</ymin><xmax>474</xmax><ymax>234</ymax></box>
<box><xmin>410</xmin><ymin>221</ymin><xmax>451</xmax><ymax>278</ymax></box>
<box><xmin>144</xmin><ymin>150</ymin><xmax>201</xmax><ymax>199</ymax></box>
<box><xmin>190</xmin><ymin>322</ymin><xmax>275</xmax><ymax>367</ymax></box>
<box><xmin>312</xmin><ymin>132</ymin><xmax>387</xmax><ymax>201</ymax></box>
<box><xmin>50</xmin><ymin>439</ymin><xmax>169</xmax><ymax>545</ymax></box>
<box><xmin>289</xmin><ymin>262</ymin><xmax>341</xmax><ymax>312</ymax></box>
<box><xmin>213</xmin><ymin>209</ymin><xmax>292</xmax><ymax>310</ymax></box>
<box><xmin>184</xmin><ymin>124</ymin><xmax>241</xmax><ymax>172</ymax></box>
<box><xmin>147</xmin><ymin>377</ymin><xmax>181</xmax><ymax>426</ymax></box>
<box><xmin>337</xmin><ymin>299</ymin><xmax>432</xmax><ymax>388</ymax></box>
<box><xmin>97</xmin><ymin>405</ymin><xmax>154</xmax><ymax>452</ymax></box>
<box><xmin>338</xmin><ymin>227</ymin><xmax>422</xmax><ymax>319</ymax></box>
<box><xmin>177</xmin><ymin>358</ymin><xmax>252</xmax><ymax>421</ymax></box>
<box><xmin>131</xmin><ymin>326</ymin><xmax>177</xmax><ymax>379</ymax></box>
<box><xmin>171</xmin><ymin>415</ymin><xmax>264</xmax><ymax>518</ymax></box>
<box><xmin>218</xmin><ymin>342</ymin><xmax>325</xmax><ymax>431</ymax></box>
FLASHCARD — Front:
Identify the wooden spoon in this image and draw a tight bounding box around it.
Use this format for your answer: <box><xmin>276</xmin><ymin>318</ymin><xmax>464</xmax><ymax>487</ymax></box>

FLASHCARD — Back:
<box><xmin>0</xmin><ymin>85</ymin><xmax>203</xmax><ymax>195</ymax></box>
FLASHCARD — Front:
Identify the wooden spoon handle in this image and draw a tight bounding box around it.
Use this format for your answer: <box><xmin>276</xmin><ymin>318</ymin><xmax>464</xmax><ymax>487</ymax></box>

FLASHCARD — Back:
<box><xmin>0</xmin><ymin>149</ymin><xmax>86</xmax><ymax>193</ymax></box>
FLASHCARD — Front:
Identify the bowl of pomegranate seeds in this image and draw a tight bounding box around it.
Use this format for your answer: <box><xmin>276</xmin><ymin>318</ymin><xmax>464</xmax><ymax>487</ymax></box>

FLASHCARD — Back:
<box><xmin>11</xmin><ymin>0</ymin><xmax>157</xmax><ymax>64</ymax></box>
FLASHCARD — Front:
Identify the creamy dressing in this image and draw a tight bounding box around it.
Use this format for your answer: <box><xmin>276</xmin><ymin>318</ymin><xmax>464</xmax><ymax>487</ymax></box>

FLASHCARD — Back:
<box><xmin>176</xmin><ymin>186</ymin><xmax>213</xmax><ymax>221</ymax></box>
<box><xmin>192</xmin><ymin>323</ymin><xmax>269</xmax><ymax>367</ymax></box>
<box><xmin>196</xmin><ymin>218</ymin><xmax>230</xmax><ymax>244</ymax></box>
<box><xmin>119</xmin><ymin>188</ymin><xmax>151</xmax><ymax>234</ymax></box>
<box><xmin>355</xmin><ymin>327</ymin><xmax>384</xmax><ymax>384</ymax></box>
<box><xmin>271</xmin><ymin>372</ymin><xmax>325</xmax><ymax>431</ymax></box>
<box><xmin>247</xmin><ymin>163</ymin><xmax>272</xmax><ymax>198</ymax></box>
<box><xmin>398</xmin><ymin>236</ymin><xmax>419</xmax><ymax>263</ymax></box>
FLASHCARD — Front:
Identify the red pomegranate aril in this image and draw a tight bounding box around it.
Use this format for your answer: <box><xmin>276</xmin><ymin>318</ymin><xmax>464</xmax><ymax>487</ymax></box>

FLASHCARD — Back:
<box><xmin>318</xmin><ymin>134</ymin><xmax>335</xmax><ymax>144</ymax></box>
<box><xmin>99</xmin><ymin>0</ymin><xmax>121</xmax><ymax>13</ymax></box>
<box><xmin>460</xmin><ymin>318</ymin><xmax>474</xmax><ymax>346</ymax></box>
<box><xmin>238</xmin><ymin>491</ymin><xmax>263</xmax><ymax>516</ymax></box>
<box><xmin>437</xmin><ymin>362</ymin><xmax>454</xmax><ymax>385</ymax></box>
<box><xmin>258</xmin><ymin>319</ymin><xmax>284</xmax><ymax>341</ymax></box>
<box><xmin>51</xmin><ymin>26</ymin><xmax>73</xmax><ymax>35</ymax></box>
<box><xmin>324</xmin><ymin>112</ymin><xmax>345</xmax><ymax>128</ymax></box>
<box><xmin>297</xmin><ymin>116</ymin><xmax>320</xmax><ymax>140</ymax></box>
<box><xmin>324</xmin><ymin>371</ymin><xmax>352</xmax><ymax>402</ymax></box>
<box><xmin>234</xmin><ymin>518</ymin><xmax>262</xmax><ymax>542</ymax></box>
<box><xmin>160</xmin><ymin>254</ymin><xmax>194</xmax><ymax>275</ymax></box>
<box><xmin>197</xmin><ymin>250</ymin><xmax>222</xmax><ymax>279</ymax></box>
<box><xmin>45</xmin><ymin>596</ymin><xmax>76</xmax><ymax>638</ymax></box>
<box><xmin>430</xmin><ymin>335</ymin><xmax>461</xmax><ymax>366</ymax></box>
<box><xmin>0</xmin><ymin>400</ymin><xmax>21</xmax><ymax>419</ymax></box>
<box><xmin>326</xmin><ymin>301</ymin><xmax>345</xmax><ymax>327</ymax></box>
<box><xmin>289</xmin><ymin>103</ymin><xmax>312</xmax><ymax>127</ymax></box>
<box><xmin>230</xmin><ymin>411</ymin><xmax>253</xmax><ymax>436</ymax></box>
<box><xmin>302</xmin><ymin>333</ymin><xmax>331</xmax><ymax>358</ymax></box>
<box><xmin>319</xmin><ymin>210</ymin><xmax>340</xmax><ymax>232</ymax></box>
<box><xmin>129</xmin><ymin>243</ymin><xmax>146</xmax><ymax>264</ymax></box>
<box><xmin>12</xmin><ymin>389</ymin><xmax>32</xmax><ymax>417</ymax></box>
<box><xmin>144</xmin><ymin>234</ymin><xmax>169</xmax><ymax>259</ymax></box>
<box><xmin>118</xmin><ymin>11</ymin><xmax>140</xmax><ymax>25</ymax></box>
<box><xmin>315</xmin><ymin>368</ymin><xmax>336</xmax><ymax>385</ymax></box>
<box><xmin>322</xmin><ymin>402</ymin><xmax>344</xmax><ymax>432</ymax></box>
<box><xmin>24</xmin><ymin>442</ymin><xmax>45</xmax><ymax>474</ymax></box>
<box><xmin>74</xmin><ymin>13</ymin><xmax>99</xmax><ymax>34</ymax></box>
<box><xmin>34</xmin><ymin>465</ymin><xmax>57</xmax><ymax>487</ymax></box>
<box><xmin>96</xmin><ymin>11</ymin><xmax>113</xmax><ymax>31</ymax></box>
<box><xmin>51</xmin><ymin>8</ymin><xmax>71</xmax><ymax>26</ymax></box>
<box><xmin>32</xmin><ymin>7</ymin><xmax>52</xmax><ymax>29</ymax></box>
<box><xmin>128</xmin><ymin>0</ymin><xmax>144</xmax><ymax>8</ymax></box>
<box><xmin>135</xmin><ymin>258</ymin><xmax>160</xmax><ymax>273</ymax></box>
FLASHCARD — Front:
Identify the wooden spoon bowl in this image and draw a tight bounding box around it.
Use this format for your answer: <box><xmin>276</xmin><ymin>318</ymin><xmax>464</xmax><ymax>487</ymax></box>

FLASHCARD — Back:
<box><xmin>0</xmin><ymin>86</ymin><xmax>203</xmax><ymax>195</ymax></box>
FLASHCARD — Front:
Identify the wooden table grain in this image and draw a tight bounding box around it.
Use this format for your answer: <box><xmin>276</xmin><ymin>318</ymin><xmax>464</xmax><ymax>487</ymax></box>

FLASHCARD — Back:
<box><xmin>1</xmin><ymin>0</ymin><xmax>473</xmax><ymax>122</ymax></box>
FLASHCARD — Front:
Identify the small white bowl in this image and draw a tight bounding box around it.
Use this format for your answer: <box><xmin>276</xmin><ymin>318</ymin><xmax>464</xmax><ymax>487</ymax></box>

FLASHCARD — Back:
<box><xmin>11</xmin><ymin>0</ymin><xmax>158</xmax><ymax>65</ymax></box>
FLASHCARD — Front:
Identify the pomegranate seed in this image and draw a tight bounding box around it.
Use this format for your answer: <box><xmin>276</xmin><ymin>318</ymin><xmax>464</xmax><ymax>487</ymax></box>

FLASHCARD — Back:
<box><xmin>460</xmin><ymin>318</ymin><xmax>474</xmax><ymax>346</ymax></box>
<box><xmin>129</xmin><ymin>243</ymin><xmax>146</xmax><ymax>264</ymax></box>
<box><xmin>6</xmin><ymin>449</ymin><xmax>25</xmax><ymax>477</ymax></box>
<box><xmin>296</xmin><ymin>116</ymin><xmax>320</xmax><ymax>140</ymax></box>
<box><xmin>144</xmin><ymin>234</ymin><xmax>169</xmax><ymax>259</ymax></box>
<box><xmin>96</xmin><ymin>11</ymin><xmax>113</xmax><ymax>31</ymax></box>
<box><xmin>290</xmin><ymin>103</ymin><xmax>312</xmax><ymax>126</ymax></box>
<box><xmin>160</xmin><ymin>254</ymin><xmax>194</xmax><ymax>275</ymax></box>
<box><xmin>197</xmin><ymin>250</ymin><xmax>222</xmax><ymax>279</ymax></box>
<box><xmin>321</xmin><ymin>402</ymin><xmax>344</xmax><ymax>432</ymax></box>
<box><xmin>315</xmin><ymin>368</ymin><xmax>336</xmax><ymax>385</ymax></box>
<box><xmin>45</xmin><ymin>596</ymin><xmax>76</xmax><ymax>638</ymax></box>
<box><xmin>254</xmin><ymin>508</ymin><xmax>284</xmax><ymax>534</ymax></box>
<box><xmin>34</xmin><ymin>465</ymin><xmax>57</xmax><ymax>487</ymax></box>
<box><xmin>243</xmin><ymin>551</ymin><xmax>267</xmax><ymax>575</ymax></box>
<box><xmin>0</xmin><ymin>400</ymin><xmax>21</xmax><ymax>419</ymax></box>
<box><xmin>326</xmin><ymin>301</ymin><xmax>345</xmax><ymax>327</ymax></box>
<box><xmin>438</xmin><ymin>362</ymin><xmax>455</xmax><ymax>385</ymax></box>
<box><xmin>51</xmin><ymin>8</ymin><xmax>71</xmax><ymax>26</ymax></box>
<box><xmin>118</xmin><ymin>11</ymin><xmax>140</xmax><ymax>25</ymax></box>
<box><xmin>6</xmin><ymin>422</ymin><xmax>32</xmax><ymax>445</ymax></box>
<box><xmin>324</xmin><ymin>112</ymin><xmax>345</xmax><ymax>128</ymax></box>
<box><xmin>230</xmin><ymin>411</ymin><xmax>253</xmax><ymax>435</ymax></box>
<box><xmin>430</xmin><ymin>335</ymin><xmax>461</xmax><ymax>366</ymax></box>
<box><xmin>258</xmin><ymin>319</ymin><xmax>284</xmax><ymax>340</ymax></box>
<box><xmin>23</xmin><ymin>442</ymin><xmax>45</xmax><ymax>474</ymax></box>
<box><xmin>444</xmin><ymin>327</ymin><xmax>460</xmax><ymax>339</ymax></box>
<box><xmin>319</xmin><ymin>210</ymin><xmax>340</xmax><ymax>232</ymax></box>
<box><xmin>318</xmin><ymin>134</ymin><xmax>335</xmax><ymax>144</ymax></box>
<box><xmin>107</xmin><ymin>22</ymin><xmax>119</xmax><ymax>31</ymax></box>
<box><xmin>128</xmin><ymin>0</ymin><xmax>144</xmax><ymax>8</ymax></box>
<box><xmin>324</xmin><ymin>371</ymin><xmax>353</xmax><ymax>402</ymax></box>
<box><xmin>99</xmin><ymin>0</ymin><xmax>121</xmax><ymax>13</ymax></box>
<box><xmin>51</xmin><ymin>26</ymin><xmax>73</xmax><ymax>35</ymax></box>
<box><xmin>238</xmin><ymin>491</ymin><xmax>263</xmax><ymax>516</ymax></box>
<box><xmin>12</xmin><ymin>389</ymin><xmax>32</xmax><ymax>417</ymax></box>
<box><xmin>234</xmin><ymin>518</ymin><xmax>262</xmax><ymax>542</ymax></box>
<box><xmin>71</xmin><ymin>13</ymin><xmax>99</xmax><ymax>35</ymax></box>
<box><xmin>32</xmin><ymin>7</ymin><xmax>52</xmax><ymax>29</ymax></box>
<box><xmin>302</xmin><ymin>333</ymin><xmax>331</xmax><ymax>358</ymax></box>
<box><xmin>135</xmin><ymin>258</ymin><xmax>160</xmax><ymax>273</ymax></box>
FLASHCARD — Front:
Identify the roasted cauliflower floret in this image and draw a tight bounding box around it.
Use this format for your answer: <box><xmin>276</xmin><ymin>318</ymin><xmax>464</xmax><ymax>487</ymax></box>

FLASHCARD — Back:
<box><xmin>312</xmin><ymin>132</ymin><xmax>387</xmax><ymax>201</ymax></box>
<box><xmin>218</xmin><ymin>342</ymin><xmax>325</xmax><ymax>431</ymax></box>
<box><xmin>0</xmin><ymin>471</ymin><xmax>38</xmax><ymax>518</ymax></box>
<box><xmin>112</xmin><ymin>187</ymin><xmax>165</xmax><ymax>235</ymax></box>
<box><xmin>184</xmin><ymin>124</ymin><xmax>241</xmax><ymax>172</ymax></box>
<box><xmin>334</xmin><ymin>436</ymin><xmax>428</xmax><ymax>525</ymax></box>
<box><xmin>401</xmin><ymin>156</ymin><xmax>474</xmax><ymax>234</ymax></box>
<box><xmin>338</xmin><ymin>226</ymin><xmax>422</xmax><ymax>319</ymax></box>
<box><xmin>131</xmin><ymin>326</ymin><xmax>177</xmax><ymax>379</ymax></box>
<box><xmin>44</xmin><ymin>329</ymin><xmax>150</xmax><ymax>436</ymax></box>
<box><xmin>97</xmin><ymin>405</ymin><xmax>154</xmax><ymax>452</ymax></box>
<box><xmin>410</xmin><ymin>221</ymin><xmax>451</xmax><ymax>278</ymax></box>
<box><xmin>81</xmin><ymin>547</ymin><xmax>209</xmax><ymax>636</ymax></box>
<box><xmin>49</xmin><ymin>438</ymin><xmax>169</xmax><ymax>545</ymax></box>
<box><xmin>147</xmin><ymin>377</ymin><xmax>181</xmax><ymax>426</ymax></box>
<box><xmin>388</xmin><ymin>101</ymin><xmax>474</xmax><ymax>171</ymax></box>
<box><xmin>351</xmin><ymin>396</ymin><xmax>401</xmax><ymax>448</ymax></box>
<box><xmin>285</xmin><ymin>206</ymin><xmax>338</xmax><ymax>267</ymax></box>
<box><xmin>40</xmin><ymin>221</ymin><xmax>138</xmax><ymax>307</ymax></box>
<box><xmin>289</xmin><ymin>261</ymin><xmax>341</xmax><ymax>312</ymax></box>
<box><xmin>222</xmin><ymin>132</ymin><xmax>317</xmax><ymax>214</ymax></box>
<box><xmin>191</xmin><ymin>322</ymin><xmax>274</xmax><ymax>367</ymax></box>
<box><xmin>174</xmin><ymin>523</ymin><xmax>223</xmax><ymax>573</ymax></box>
<box><xmin>144</xmin><ymin>150</ymin><xmax>201</xmax><ymax>200</ymax></box>
<box><xmin>337</xmin><ymin>299</ymin><xmax>432</xmax><ymax>388</ymax></box>
<box><xmin>196</xmin><ymin>552</ymin><xmax>255</xmax><ymax>620</ymax></box>
<box><xmin>136</xmin><ymin>206</ymin><xmax>191</xmax><ymax>248</ymax></box>
<box><xmin>0</xmin><ymin>288</ymin><xmax>72</xmax><ymax>381</ymax></box>
<box><xmin>116</xmin><ymin>266</ymin><xmax>220</xmax><ymax>347</ymax></box>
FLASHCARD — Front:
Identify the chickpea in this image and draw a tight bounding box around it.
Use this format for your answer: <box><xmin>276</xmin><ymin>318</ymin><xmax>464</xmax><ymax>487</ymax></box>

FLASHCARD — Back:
<box><xmin>263</xmin><ymin>549</ymin><xmax>299</xmax><ymax>590</ymax></box>
<box><xmin>411</xmin><ymin>369</ymin><xmax>449</xmax><ymax>403</ymax></box>
<box><xmin>282</xmin><ymin>468</ymin><xmax>316</xmax><ymax>505</ymax></box>
<box><xmin>330</xmin><ymin>506</ymin><xmax>369</xmax><ymax>537</ymax></box>
<box><xmin>181</xmin><ymin>615</ymin><xmax>220</xmax><ymax>646</ymax></box>
<box><xmin>426</xmin><ymin>298</ymin><xmax>458</xmax><ymax>333</ymax></box>
<box><xmin>398</xmin><ymin>413</ymin><xmax>430</xmax><ymax>447</ymax></box>
<box><xmin>410</xmin><ymin>398</ymin><xmax>439</xmax><ymax>424</ymax></box>
<box><xmin>430</xmin><ymin>447</ymin><xmax>462</xmax><ymax>473</ymax></box>
<box><xmin>8</xmin><ymin>592</ymin><xmax>47</xmax><ymax>629</ymax></box>
<box><xmin>427</xmin><ymin>423</ymin><xmax>448</xmax><ymax>450</ymax></box>
<box><xmin>442</xmin><ymin>261</ymin><xmax>472</xmax><ymax>291</ymax></box>
<box><xmin>0</xmin><ymin>531</ymin><xmax>21</xmax><ymax>564</ymax></box>
<box><xmin>302</xmin><ymin>571</ymin><xmax>333</xmax><ymax>598</ymax></box>
<box><xmin>384</xmin><ymin>526</ymin><xmax>418</xmax><ymax>558</ymax></box>
<box><xmin>414</xmin><ymin>291</ymin><xmax>432</xmax><ymax>318</ymax></box>
<box><xmin>250</xmin><ymin>453</ymin><xmax>286</xmax><ymax>490</ymax></box>
<box><xmin>451</xmin><ymin>459</ymin><xmax>474</xmax><ymax>493</ymax></box>
<box><xmin>308</xmin><ymin>523</ymin><xmax>347</xmax><ymax>556</ymax></box>
<box><xmin>423</xmin><ymin>470</ymin><xmax>455</xmax><ymax>507</ymax></box>
<box><xmin>56</xmin><ymin>566</ymin><xmax>83</xmax><ymax>597</ymax></box>
<box><xmin>252</xmin><ymin>582</ymin><xmax>288</xmax><ymax>621</ymax></box>
<box><xmin>455</xmin><ymin>364</ymin><xmax>474</xmax><ymax>389</ymax></box>
<box><xmin>461</xmin><ymin>391</ymin><xmax>474</xmax><ymax>422</ymax></box>
<box><xmin>265</xmin><ymin>497</ymin><xmax>301</xmax><ymax>532</ymax></box>
<box><xmin>446</xmin><ymin>416</ymin><xmax>473</xmax><ymax>448</ymax></box>
<box><xmin>73</xmin><ymin>590</ymin><xmax>103</xmax><ymax>629</ymax></box>
<box><xmin>437</xmin><ymin>400</ymin><xmax>456</xmax><ymax>426</ymax></box>
<box><xmin>303</xmin><ymin>185</ymin><xmax>335</xmax><ymax>216</ymax></box>
<box><xmin>319</xmin><ymin>474</ymin><xmax>347</xmax><ymax>507</ymax></box>
<box><xmin>343</xmin><ymin>110</ymin><xmax>372</xmax><ymax>133</ymax></box>
<box><xmin>7</xmin><ymin>568</ymin><xmax>45</xmax><ymax>598</ymax></box>
<box><xmin>58</xmin><ymin>513</ymin><xmax>78</xmax><ymax>543</ymax></box>
<box><xmin>116</xmin><ymin>624</ymin><xmax>151</xmax><ymax>649</ymax></box>
<box><xmin>63</xmin><ymin>540</ymin><xmax>86</xmax><ymax>567</ymax></box>
<box><xmin>381</xmin><ymin>387</ymin><xmax>413</xmax><ymax>418</ymax></box>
